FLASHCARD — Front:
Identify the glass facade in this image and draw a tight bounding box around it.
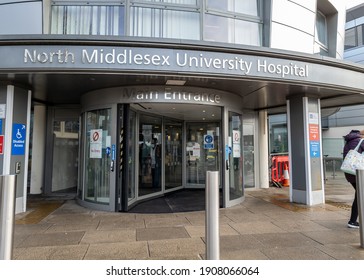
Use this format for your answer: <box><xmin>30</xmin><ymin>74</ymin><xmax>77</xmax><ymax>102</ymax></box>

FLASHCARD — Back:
<box><xmin>345</xmin><ymin>24</ymin><xmax>364</xmax><ymax>50</ymax></box>
<box><xmin>50</xmin><ymin>0</ymin><xmax>262</xmax><ymax>46</ymax></box>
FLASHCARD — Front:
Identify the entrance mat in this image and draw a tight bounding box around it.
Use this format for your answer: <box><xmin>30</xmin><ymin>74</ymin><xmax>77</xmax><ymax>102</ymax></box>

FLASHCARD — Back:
<box><xmin>129</xmin><ymin>190</ymin><xmax>222</xmax><ymax>213</ymax></box>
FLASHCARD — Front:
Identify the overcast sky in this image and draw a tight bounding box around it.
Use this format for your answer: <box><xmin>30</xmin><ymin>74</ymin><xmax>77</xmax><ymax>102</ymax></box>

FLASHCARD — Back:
<box><xmin>347</xmin><ymin>0</ymin><xmax>364</xmax><ymax>9</ymax></box>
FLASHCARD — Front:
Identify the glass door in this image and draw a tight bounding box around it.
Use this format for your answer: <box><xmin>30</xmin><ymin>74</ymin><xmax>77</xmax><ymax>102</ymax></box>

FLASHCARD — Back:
<box><xmin>138</xmin><ymin>114</ymin><xmax>162</xmax><ymax>197</ymax></box>
<box><xmin>84</xmin><ymin>108</ymin><xmax>112</xmax><ymax>204</ymax></box>
<box><xmin>165</xmin><ymin>119</ymin><xmax>183</xmax><ymax>191</ymax></box>
<box><xmin>225</xmin><ymin>110</ymin><xmax>244</xmax><ymax>207</ymax></box>
<box><xmin>243</xmin><ymin>115</ymin><xmax>255</xmax><ymax>188</ymax></box>
<box><xmin>186</xmin><ymin>122</ymin><xmax>220</xmax><ymax>188</ymax></box>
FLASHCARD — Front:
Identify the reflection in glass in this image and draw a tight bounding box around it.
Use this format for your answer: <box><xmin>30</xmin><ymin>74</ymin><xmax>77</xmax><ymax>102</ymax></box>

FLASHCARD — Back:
<box><xmin>130</xmin><ymin>7</ymin><xmax>199</xmax><ymax>40</ymax></box>
<box><xmin>243</xmin><ymin>119</ymin><xmax>255</xmax><ymax>188</ymax></box>
<box><xmin>128</xmin><ymin>110</ymin><xmax>136</xmax><ymax>201</ymax></box>
<box><xmin>186</xmin><ymin>123</ymin><xmax>220</xmax><ymax>186</ymax></box>
<box><xmin>165</xmin><ymin>120</ymin><xmax>183</xmax><ymax>190</ymax></box>
<box><xmin>138</xmin><ymin>114</ymin><xmax>162</xmax><ymax>196</ymax></box>
<box><xmin>207</xmin><ymin>0</ymin><xmax>259</xmax><ymax>16</ymax></box>
<box><xmin>204</xmin><ymin>14</ymin><xmax>261</xmax><ymax>45</ymax></box>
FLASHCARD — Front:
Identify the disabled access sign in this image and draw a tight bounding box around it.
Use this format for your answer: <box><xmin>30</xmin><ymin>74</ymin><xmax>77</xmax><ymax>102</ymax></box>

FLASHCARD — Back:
<box><xmin>12</xmin><ymin>123</ymin><xmax>26</xmax><ymax>155</ymax></box>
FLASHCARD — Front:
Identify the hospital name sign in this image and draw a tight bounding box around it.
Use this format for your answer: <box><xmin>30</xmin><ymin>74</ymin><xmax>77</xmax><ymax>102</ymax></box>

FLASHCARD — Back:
<box><xmin>22</xmin><ymin>47</ymin><xmax>309</xmax><ymax>79</ymax></box>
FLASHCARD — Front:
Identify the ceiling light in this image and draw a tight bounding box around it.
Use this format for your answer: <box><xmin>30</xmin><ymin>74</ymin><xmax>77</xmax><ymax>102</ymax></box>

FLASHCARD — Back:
<box><xmin>166</xmin><ymin>80</ymin><xmax>186</xmax><ymax>86</ymax></box>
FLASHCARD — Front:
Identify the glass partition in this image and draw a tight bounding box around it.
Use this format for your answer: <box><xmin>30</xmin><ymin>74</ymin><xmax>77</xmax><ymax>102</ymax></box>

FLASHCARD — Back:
<box><xmin>138</xmin><ymin>114</ymin><xmax>162</xmax><ymax>196</ymax></box>
<box><xmin>228</xmin><ymin>111</ymin><xmax>243</xmax><ymax>202</ymax></box>
<box><xmin>84</xmin><ymin>109</ymin><xmax>112</xmax><ymax>204</ymax></box>
<box><xmin>165</xmin><ymin>119</ymin><xmax>183</xmax><ymax>190</ymax></box>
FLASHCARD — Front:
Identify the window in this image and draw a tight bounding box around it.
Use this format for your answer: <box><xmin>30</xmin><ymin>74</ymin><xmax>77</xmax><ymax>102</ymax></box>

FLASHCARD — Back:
<box><xmin>314</xmin><ymin>10</ymin><xmax>328</xmax><ymax>55</ymax></box>
<box><xmin>345</xmin><ymin>27</ymin><xmax>357</xmax><ymax>50</ymax></box>
<box><xmin>51</xmin><ymin>5</ymin><xmax>125</xmax><ymax>35</ymax></box>
<box><xmin>204</xmin><ymin>0</ymin><xmax>262</xmax><ymax>45</ymax></box>
<box><xmin>315</xmin><ymin>11</ymin><xmax>328</xmax><ymax>47</ymax></box>
<box><xmin>207</xmin><ymin>0</ymin><xmax>259</xmax><ymax>17</ymax></box>
<box><xmin>49</xmin><ymin>0</ymin><xmax>262</xmax><ymax>46</ymax></box>
<box><xmin>130</xmin><ymin>7</ymin><xmax>200</xmax><ymax>39</ymax></box>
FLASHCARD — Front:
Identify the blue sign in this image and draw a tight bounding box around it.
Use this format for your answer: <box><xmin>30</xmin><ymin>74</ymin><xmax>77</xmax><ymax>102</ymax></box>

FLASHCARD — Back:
<box><xmin>112</xmin><ymin>144</ymin><xmax>116</xmax><ymax>160</ymax></box>
<box><xmin>12</xmin><ymin>123</ymin><xmax>26</xmax><ymax>155</ymax></box>
<box><xmin>204</xmin><ymin>134</ymin><xmax>214</xmax><ymax>149</ymax></box>
<box><xmin>310</xmin><ymin>141</ymin><xmax>320</xmax><ymax>158</ymax></box>
<box><xmin>0</xmin><ymin>119</ymin><xmax>2</xmax><ymax>135</ymax></box>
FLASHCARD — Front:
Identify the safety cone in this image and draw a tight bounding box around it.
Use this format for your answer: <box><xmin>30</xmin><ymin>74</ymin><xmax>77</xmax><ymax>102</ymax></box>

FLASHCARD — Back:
<box><xmin>282</xmin><ymin>163</ymin><xmax>290</xmax><ymax>187</ymax></box>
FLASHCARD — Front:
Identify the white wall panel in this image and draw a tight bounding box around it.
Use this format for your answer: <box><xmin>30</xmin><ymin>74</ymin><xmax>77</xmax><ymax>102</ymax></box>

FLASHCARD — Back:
<box><xmin>272</xmin><ymin>0</ymin><xmax>315</xmax><ymax>35</ymax></box>
<box><xmin>289</xmin><ymin>0</ymin><xmax>316</xmax><ymax>12</ymax></box>
<box><xmin>270</xmin><ymin>22</ymin><xmax>314</xmax><ymax>54</ymax></box>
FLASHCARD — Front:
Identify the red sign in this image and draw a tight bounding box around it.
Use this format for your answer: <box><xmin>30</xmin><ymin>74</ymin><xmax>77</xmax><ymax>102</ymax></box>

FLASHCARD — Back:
<box><xmin>309</xmin><ymin>124</ymin><xmax>319</xmax><ymax>141</ymax></box>
<box><xmin>0</xmin><ymin>135</ymin><xmax>3</xmax><ymax>154</ymax></box>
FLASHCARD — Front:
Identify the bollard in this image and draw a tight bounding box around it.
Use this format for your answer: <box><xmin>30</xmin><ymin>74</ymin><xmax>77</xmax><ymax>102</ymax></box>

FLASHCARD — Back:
<box><xmin>0</xmin><ymin>175</ymin><xmax>17</xmax><ymax>260</ymax></box>
<box><xmin>205</xmin><ymin>171</ymin><xmax>219</xmax><ymax>260</ymax></box>
<box><xmin>356</xmin><ymin>169</ymin><xmax>364</xmax><ymax>248</ymax></box>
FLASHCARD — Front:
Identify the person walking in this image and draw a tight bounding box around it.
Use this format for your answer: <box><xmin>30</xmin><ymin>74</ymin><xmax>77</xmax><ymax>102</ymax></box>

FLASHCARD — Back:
<box><xmin>343</xmin><ymin>129</ymin><xmax>364</xmax><ymax>229</ymax></box>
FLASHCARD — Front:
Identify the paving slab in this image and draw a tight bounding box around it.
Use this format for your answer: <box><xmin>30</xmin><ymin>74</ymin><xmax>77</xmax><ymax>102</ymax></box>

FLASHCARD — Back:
<box><xmin>301</xmin><ymin>229</ymin><xmax>360</xmax><ymax>245</ymax></box>
<box><xmin>81</xmin><ymin>229</ymin><xmax>136</xmax><ymax>244</ymax></box>
<box><xmin>253</xmin><ymin>232</ymin><xmax>321</xmax><ymax>248</ymax></box>
<box><xmin>229</xmin><ymin>221</ymin><xmax>286</xmax><ymax>235</ymax></box>
<box><xmin>148</xmin><ymin>237</ymin><xmax>205</xmax><ymax>259</ymax></box>
<box><xmin>185</xmin><ymin>224</ymin><xmax>239</xmax><ymax>238</ymax></box>
<box><xmin>261</xmin><ymin>246</ymin><xmax>334</xmax><ymax>260</ymax></box>
<box><xmin>84</xmin><ymin>241</ymin><xmax>149</xmax><ymax>260</ymax></box>
<box><xmin>14</xmin><ymin>245</ymin><xmax>89</xmax><ymax>260</ymax></box>
<box><xmin>16</xmin><ymin>231</ymin><xmax>85</xmax><ymax>248</ymax></box>
<box><xmin>136</xmin><ymin>227</ymin><xmax>190</xmax><ymax>241</ymax></box>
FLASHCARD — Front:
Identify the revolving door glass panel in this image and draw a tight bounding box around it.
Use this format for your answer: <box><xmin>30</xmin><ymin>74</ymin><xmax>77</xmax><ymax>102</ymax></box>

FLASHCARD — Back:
<box><xmin>84</xmin><ymin>109</ymin><xmax>112</xmax><ymax>204</ymax></box>
<box><xmin>228</xmin><ymin>112</ymin><xmax>244</xmax><ymax>201</ymax></box>
<box><xmin>165</xmin><ymin>119</ymin><xmax>183</xmax><ymax>190</ymax></box>
<box><xmin>186</xmin><ymin>122</ymin><xmax>220</xmax><ymax>187</ymax></box>
<box><xmin>138</xmin><ymin>114</ymin><xmax>162</xmax><ymax>196</ymax></box>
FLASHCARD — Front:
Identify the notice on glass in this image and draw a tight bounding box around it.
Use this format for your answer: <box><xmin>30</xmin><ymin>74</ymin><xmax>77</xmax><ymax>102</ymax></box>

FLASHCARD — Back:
<box><xmin>90</xmin><ymin>129</ymin><xmax>102</xmax><ymax>158</ymax></box>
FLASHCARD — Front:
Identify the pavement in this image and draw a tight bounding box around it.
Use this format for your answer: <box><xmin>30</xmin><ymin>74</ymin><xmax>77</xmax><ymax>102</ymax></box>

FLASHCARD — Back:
<box><xmin>12</xmin><ymin>175</ymin><xmax>364</xmax><ymax>260</ymax></box>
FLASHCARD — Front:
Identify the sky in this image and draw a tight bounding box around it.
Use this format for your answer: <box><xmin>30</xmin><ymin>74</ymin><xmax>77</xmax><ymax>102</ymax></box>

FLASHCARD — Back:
<box><xmin>347</xmin><ymin>0</ymin><xmax>364</xmax><ymax>9</ymax></box>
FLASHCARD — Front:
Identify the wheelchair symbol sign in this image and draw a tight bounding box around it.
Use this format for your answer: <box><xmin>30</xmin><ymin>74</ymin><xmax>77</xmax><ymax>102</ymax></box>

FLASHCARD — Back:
<box><xmin>12</xmin><ymin>123</ymin><xmax>26</xmax><ymax>155</ymax></box>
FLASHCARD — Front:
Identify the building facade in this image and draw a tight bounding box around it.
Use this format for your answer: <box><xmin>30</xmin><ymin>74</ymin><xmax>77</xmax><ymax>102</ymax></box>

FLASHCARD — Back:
<box><xmin>1</xmin><ymin>0</ymin><xmax>362</xmax><ymax>213</ymax></box>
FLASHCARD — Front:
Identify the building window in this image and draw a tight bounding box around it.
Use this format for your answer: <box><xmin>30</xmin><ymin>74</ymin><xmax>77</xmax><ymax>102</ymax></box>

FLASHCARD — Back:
<box><xmin>314</xmin><ymin>11</ymin><xmax>328</xmax><ymax>55</ymax></box>
<box><xmin>130</xmin><ymin>6</ymin><xmax>200</xmax><ymax>39</ymax></box>
<box><xmin>51</xmin><ymin>4</ymin><xmax>125</xmax><ymax>35</ymax></box>
<box><xmin>49</xmin><ymin>0</ymin><xmax>262</xmax><ymax>46</ymax></box>
<box><xmin>204</xmin><ymin>0</ymin><xmax>262</xmax><ymax>45</ymax></box>
<box><xmin>345</xmin><ymin>25</ymin><xmax>364</xmax><ymax>50</ymax></box>
<box><xmin>345</xmin><ymin>27</ymin><xmax>357</xmax><ymax>50</ymax></box>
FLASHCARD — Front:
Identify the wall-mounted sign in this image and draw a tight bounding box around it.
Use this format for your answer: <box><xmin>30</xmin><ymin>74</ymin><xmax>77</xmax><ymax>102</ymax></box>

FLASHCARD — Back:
<box><xmin>12</xmin><ymin>123</ymin><xmax>26</xmax><ymax>155</ymax></box>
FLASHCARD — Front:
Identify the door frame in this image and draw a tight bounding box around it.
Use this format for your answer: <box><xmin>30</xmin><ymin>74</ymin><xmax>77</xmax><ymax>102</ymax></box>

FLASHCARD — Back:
<box><xmin>223</xmin><ymin>107</ymin><xmax>245</xmax><ymax>208</ymax></box>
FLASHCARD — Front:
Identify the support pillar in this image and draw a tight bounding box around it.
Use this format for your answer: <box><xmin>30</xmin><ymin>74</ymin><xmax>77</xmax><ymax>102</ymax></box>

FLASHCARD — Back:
<box><xmin>30</xmin><ymin>105</ymin><xmax>46</xmax><ymax>194</ymax></box>
<box><xmin>287</xmin><ymin>95</ymin><xmax>324</xmax><ymax>205</ymax></box>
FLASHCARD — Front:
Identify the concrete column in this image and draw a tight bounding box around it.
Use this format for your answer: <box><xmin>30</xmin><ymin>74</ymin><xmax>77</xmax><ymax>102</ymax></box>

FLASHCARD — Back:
<box><xmin>287</xmin><ymin>95</ymin><xmax>324</xmax><ymax>205</ymax></box>
<box><xmin>30</xmin><ymin>105</ymin><xmax>46</xmax><ymax>194</ymax></box>
<box><xmin>258</xmin><ymin>110</ymin><xmax>269</xmax><ymax>189</ymax></box>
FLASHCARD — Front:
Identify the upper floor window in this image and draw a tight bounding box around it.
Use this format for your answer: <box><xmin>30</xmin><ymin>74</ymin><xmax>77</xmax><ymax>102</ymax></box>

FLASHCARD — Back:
<box><xmin>49</xmin><ymin>0</ymin><xmax>262</xmax><ymax>46</ymax></box>
<box><xmin>204</xmin><ymin>0</ymin><xmax>262</xmax><ymax>45</ymax></box>
<box><xmin>345</xmin><ymin>25</ymin><xmax>364</xmax><ymax>50</ymax></box>
<box><xmin>130</xmin><ymin>0</ymin><xmax>200</xmax><ymax>40</ymax></box>
<box><xmin>51</xmin><ymin>4</ymin><xmax>125</xmax><ymax>35</ymax></box>
<box><xmin>314</xmin><ymin>10</ymin><xmax>328</xmax><ymax>55</ymax></box>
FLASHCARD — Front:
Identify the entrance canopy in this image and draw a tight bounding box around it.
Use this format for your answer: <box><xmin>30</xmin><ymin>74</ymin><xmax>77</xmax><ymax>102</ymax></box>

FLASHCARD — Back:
<box><xmin>1</xmin><ymin>35</ymin><xmax>364</xmax><ymax>112</ymax></box>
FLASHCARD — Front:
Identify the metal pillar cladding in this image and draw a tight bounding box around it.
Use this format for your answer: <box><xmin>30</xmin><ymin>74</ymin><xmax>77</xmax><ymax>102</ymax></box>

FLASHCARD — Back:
<box><xmin>0</xmin><ymin>175</ymin><xmax>17</xmax><ymax>260</ymax></box>
<box><xmin>205</xmin><ymin>171</ymin><xmax>220</xmax><ymax>260</ymax></box>
<box><xmin>356</xmin><ymin>169</ymin><xmax>364</xmax><ymax>248</ymax></box>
